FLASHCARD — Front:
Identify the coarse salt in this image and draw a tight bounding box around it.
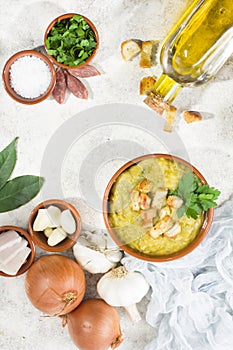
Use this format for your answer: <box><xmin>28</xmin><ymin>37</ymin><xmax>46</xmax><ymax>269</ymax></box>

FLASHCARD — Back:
<box><xmin>10</xmin><ymin>55</ymin><xmax>52</xmax><ymax>99</ymax></box>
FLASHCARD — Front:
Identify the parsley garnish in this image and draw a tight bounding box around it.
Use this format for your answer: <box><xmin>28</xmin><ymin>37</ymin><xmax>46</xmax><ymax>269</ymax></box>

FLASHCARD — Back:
<box><xmin>168</xmin><ymin>172</ymin><xmax>221</xmax><ymax>219</ymax></box>
<box><xmin>45</xmin><ymin>15</ymin><xmax>97</xmax><ymax>67</ymax></box>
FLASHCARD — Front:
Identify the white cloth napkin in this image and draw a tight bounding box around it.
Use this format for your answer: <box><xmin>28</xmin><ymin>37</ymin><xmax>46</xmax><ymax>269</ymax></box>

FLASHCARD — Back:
<box><xmin>122</xmin><ymin>196</ymin><xmax>233</xmax><ymax>350</ymax></box>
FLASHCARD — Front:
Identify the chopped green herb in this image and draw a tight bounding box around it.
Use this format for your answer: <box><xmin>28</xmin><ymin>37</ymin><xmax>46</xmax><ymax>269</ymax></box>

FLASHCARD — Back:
<box><xmin>45</xmin><ymin>15</ymin><xmax>97</xmax><ymax>67</ymax></box>
<box><xmin>168</xmin><ymin>172</ymin><xmax>221</xmax><ymax>219</ymax></box>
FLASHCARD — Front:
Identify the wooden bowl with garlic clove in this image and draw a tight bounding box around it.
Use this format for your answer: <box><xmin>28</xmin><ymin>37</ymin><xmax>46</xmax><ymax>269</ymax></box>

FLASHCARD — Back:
<box><xmin>28</xmin><ymin>199</ymin><xmax>81</xmax><ymax>252</ymax></box>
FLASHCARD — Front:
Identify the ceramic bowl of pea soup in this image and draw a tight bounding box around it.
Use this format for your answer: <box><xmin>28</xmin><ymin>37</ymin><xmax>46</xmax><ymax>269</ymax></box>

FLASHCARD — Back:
<box><xmin>103</xmin><ymin>154</ymin><xmax>214</xmax><ymax>262</ymax></box>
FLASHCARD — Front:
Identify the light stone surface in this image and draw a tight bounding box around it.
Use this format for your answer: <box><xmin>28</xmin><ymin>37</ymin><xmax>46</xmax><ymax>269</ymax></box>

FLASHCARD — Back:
<box><xmin>0</xmin><ymin>0</ymin><xmax>233</xmax><ymax>349</ymax></box>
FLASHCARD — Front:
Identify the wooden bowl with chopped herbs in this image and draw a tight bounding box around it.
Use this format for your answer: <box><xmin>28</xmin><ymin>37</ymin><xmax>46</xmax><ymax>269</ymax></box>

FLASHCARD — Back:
<box><xmin>44</xmin><ymin>13</ymin><xmax>99</xmax><ymax>69</ymax></box>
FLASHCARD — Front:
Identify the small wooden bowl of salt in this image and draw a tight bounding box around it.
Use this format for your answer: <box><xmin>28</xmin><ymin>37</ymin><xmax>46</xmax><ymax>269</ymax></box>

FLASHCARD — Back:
<box><xmin>2</xmin><ymin>50</ymin><xmax>56</xmax><ymax>104</ymax></box>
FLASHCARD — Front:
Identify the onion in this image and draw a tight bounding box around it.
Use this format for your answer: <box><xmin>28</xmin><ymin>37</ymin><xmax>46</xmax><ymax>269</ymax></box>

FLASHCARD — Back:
<box><xmin>64</xmin><ymin>299</ymin><xmax>123</xmax><ymax>350</ymax></box>
<box><xmin>25</xmin><ymin>254</ymin><xmax>85</xmax><ymax>316</ymax></box>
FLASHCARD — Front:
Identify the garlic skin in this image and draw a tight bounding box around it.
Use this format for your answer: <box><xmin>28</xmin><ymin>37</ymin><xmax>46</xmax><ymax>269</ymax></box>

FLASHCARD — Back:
<box><xmin>73</xmin><ymin>231</ymin><xmax>122</xmax><ymax>274</ymax></box>
<box><xmin>97</xmin><ymin>266</ymin><xmax>150</xmax><ymax>322</ymax></box>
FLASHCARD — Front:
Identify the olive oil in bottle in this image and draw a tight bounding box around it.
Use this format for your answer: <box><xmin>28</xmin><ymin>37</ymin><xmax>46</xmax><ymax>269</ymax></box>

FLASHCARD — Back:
<box><xmin>153</xmin><ymin>0</ymin><xmax>233</xmax><ymax>103</ymax></box>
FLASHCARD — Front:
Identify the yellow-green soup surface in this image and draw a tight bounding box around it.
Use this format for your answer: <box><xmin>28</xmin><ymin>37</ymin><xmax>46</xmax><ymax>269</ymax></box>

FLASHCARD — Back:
<box><xmin>109</xmin><ymin>158</ymin><xmax>204</xmax><ymax>256</ymax></box>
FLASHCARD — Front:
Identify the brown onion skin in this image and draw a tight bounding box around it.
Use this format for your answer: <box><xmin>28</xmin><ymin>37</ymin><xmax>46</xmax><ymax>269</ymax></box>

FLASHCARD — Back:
<box><xmin>66</xmin><ymin>299</ymin><xmax>123</xmax><ymax>350</ymax></box>
<box><xmin>25</xmin><ymin>255</ymin><xmax>85</xmax><ymax>316</ymax></box>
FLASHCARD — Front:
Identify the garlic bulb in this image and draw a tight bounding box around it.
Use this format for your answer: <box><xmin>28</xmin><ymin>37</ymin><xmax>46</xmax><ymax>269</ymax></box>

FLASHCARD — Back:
<box><xmin>73</xmin><ymin>231</ymin><xmax>122</xmax><ymax>274</ymax></box>
<box><xmin>97</xmin><ymin>266</ymin><xmax>150</xmax><ymax>322</ymax></box>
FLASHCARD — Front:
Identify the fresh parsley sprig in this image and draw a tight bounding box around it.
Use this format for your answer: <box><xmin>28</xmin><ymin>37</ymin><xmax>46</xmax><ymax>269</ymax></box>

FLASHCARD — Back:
<box><xmin>168</xmin><ymin>172</ymin><xmax>221</xmax><ymax>219</ymax></box>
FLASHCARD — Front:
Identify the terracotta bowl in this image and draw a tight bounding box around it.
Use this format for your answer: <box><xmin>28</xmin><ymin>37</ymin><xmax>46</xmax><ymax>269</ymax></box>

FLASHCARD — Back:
<box><xmin>44</xmin><ymin>13</ymin><xmax>99</xmax><ymax>69</ymax></box>
<box><xmin>103</xmin><ymin>154</ymin><xmax>214</xmax><ymax>262</ymax></box>
<box><xmin>28</xmin><ymin>199</ymin><xmax>81</xmax><ymax>252</ymax></box>
<box><xmin>0</xmin><ymin>226</ymin><xmax>36</xmax><ymax>277</ymax></box>
<box><xmin>2</xmin><ymin>50</ymin><xmax>56</xmax><ymax>105</ymax></box>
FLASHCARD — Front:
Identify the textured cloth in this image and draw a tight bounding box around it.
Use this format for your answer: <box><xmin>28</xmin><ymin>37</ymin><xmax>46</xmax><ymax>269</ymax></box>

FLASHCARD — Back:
<box><xmin>122</xmin><ymin>196</ymin><xmax>233</xmax><ymax>350</ymax></box>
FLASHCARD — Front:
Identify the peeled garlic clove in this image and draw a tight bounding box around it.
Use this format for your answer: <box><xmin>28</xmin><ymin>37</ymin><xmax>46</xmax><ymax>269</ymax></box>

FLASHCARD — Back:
<box><xmin>33</xmin><ymin>209</ymin><xmax>53</xmax><ymax>231</ymax></box>
<box><xmin>105</xmin><ymin>250</ymin><xmax>122</xmax><ymax>263</ymax></box>
<box><xmin>48</xmin><ymin>227</ymin><xmax>67</xmax><ymax>246</ymax></box>
<box><xmin>61</xmin><ymin>210</ymin><xmax>76</xmax><ymax>235</ymax></box>
<box><xmin>47</xmin><ymin>206</ymin><xmax>62</xmax><ymax>227</ymax></box>
<box><xmin>44</xmin><ymin>227</ymin><xmax>53</xmax><ymax>238</ymax></box>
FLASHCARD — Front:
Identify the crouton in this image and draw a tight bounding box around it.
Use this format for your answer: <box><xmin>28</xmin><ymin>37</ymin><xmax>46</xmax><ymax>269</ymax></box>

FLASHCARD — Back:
<box><xmin>148</xmin><ymin>215</ymin><xmax>173</xmax><ymax>239</ymax></box>
<box><xmin>163</xmin><ymin>105</ymin><xmax>177</xmax><ymax>133</ymax></box>
<box><xmin>144</xmin><ymin>93</ymin><xmax>170</xmax><ymax>115</ymax></box>
<box><xmin>140</xmin><ymin>41</ymin><xmax>153</xmax><ymax>68</ymax></box>
<box><xmin>151</xmin><ymin>40</ymin><xmax>160</xmax><ymax>66</ymax></box>
<box><xmin>140</xmin><ymin>193</ymin><xmax>152</xmax><ymax>210</ymax></box>
<box><xmin>141</xmin><ymin>208</ymin><xmax>157</xmax><ymax>228</ymax></box>
<box><xmin>138</xmin><ymin>178</ymin><xmax>151</xmax><ymax>193</ymax></box>
<box><xmin>167</xmin><ymin>195</ymin><xmax>183</xmax><ymax>208</ymax></box>
<box><xmin>164</xmin><ymin>223</ymin><xmax>181</xmax><ymax>238</ymax></box>
<box><xmin>183</xmin><ymin>111</ymin><xmax>202</xmax><ymax>124</ymax></box>
<box><xmin>140</xmin><ymin>76</ymin><xmax>156</xmax><ymax>95</ymax></box>
<box><xmin>121</xmin><ymin>40</ymin><xmax>142</xmax><ymax>61</ymax></box>
<box><xmin>159</xmin><ymin>206</ymin><xmax>171</xmax><ymax>219</ymax></box>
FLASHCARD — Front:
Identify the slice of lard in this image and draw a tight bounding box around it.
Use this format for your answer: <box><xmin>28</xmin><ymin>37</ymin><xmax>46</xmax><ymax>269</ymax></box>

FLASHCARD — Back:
<box><xmin>0</xmin><ymin>230</ymin><xmax>21</xmax><ymax>252</ymax></box>
<box><xmin>0</xmin><ymin>246</ymin><xmax>31</xmax><ymax>275</ymax></box>
<box><xmin>0</xmin><ymin>237</ymin><xmax>28</xmax><ymax>265</ymax></box>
